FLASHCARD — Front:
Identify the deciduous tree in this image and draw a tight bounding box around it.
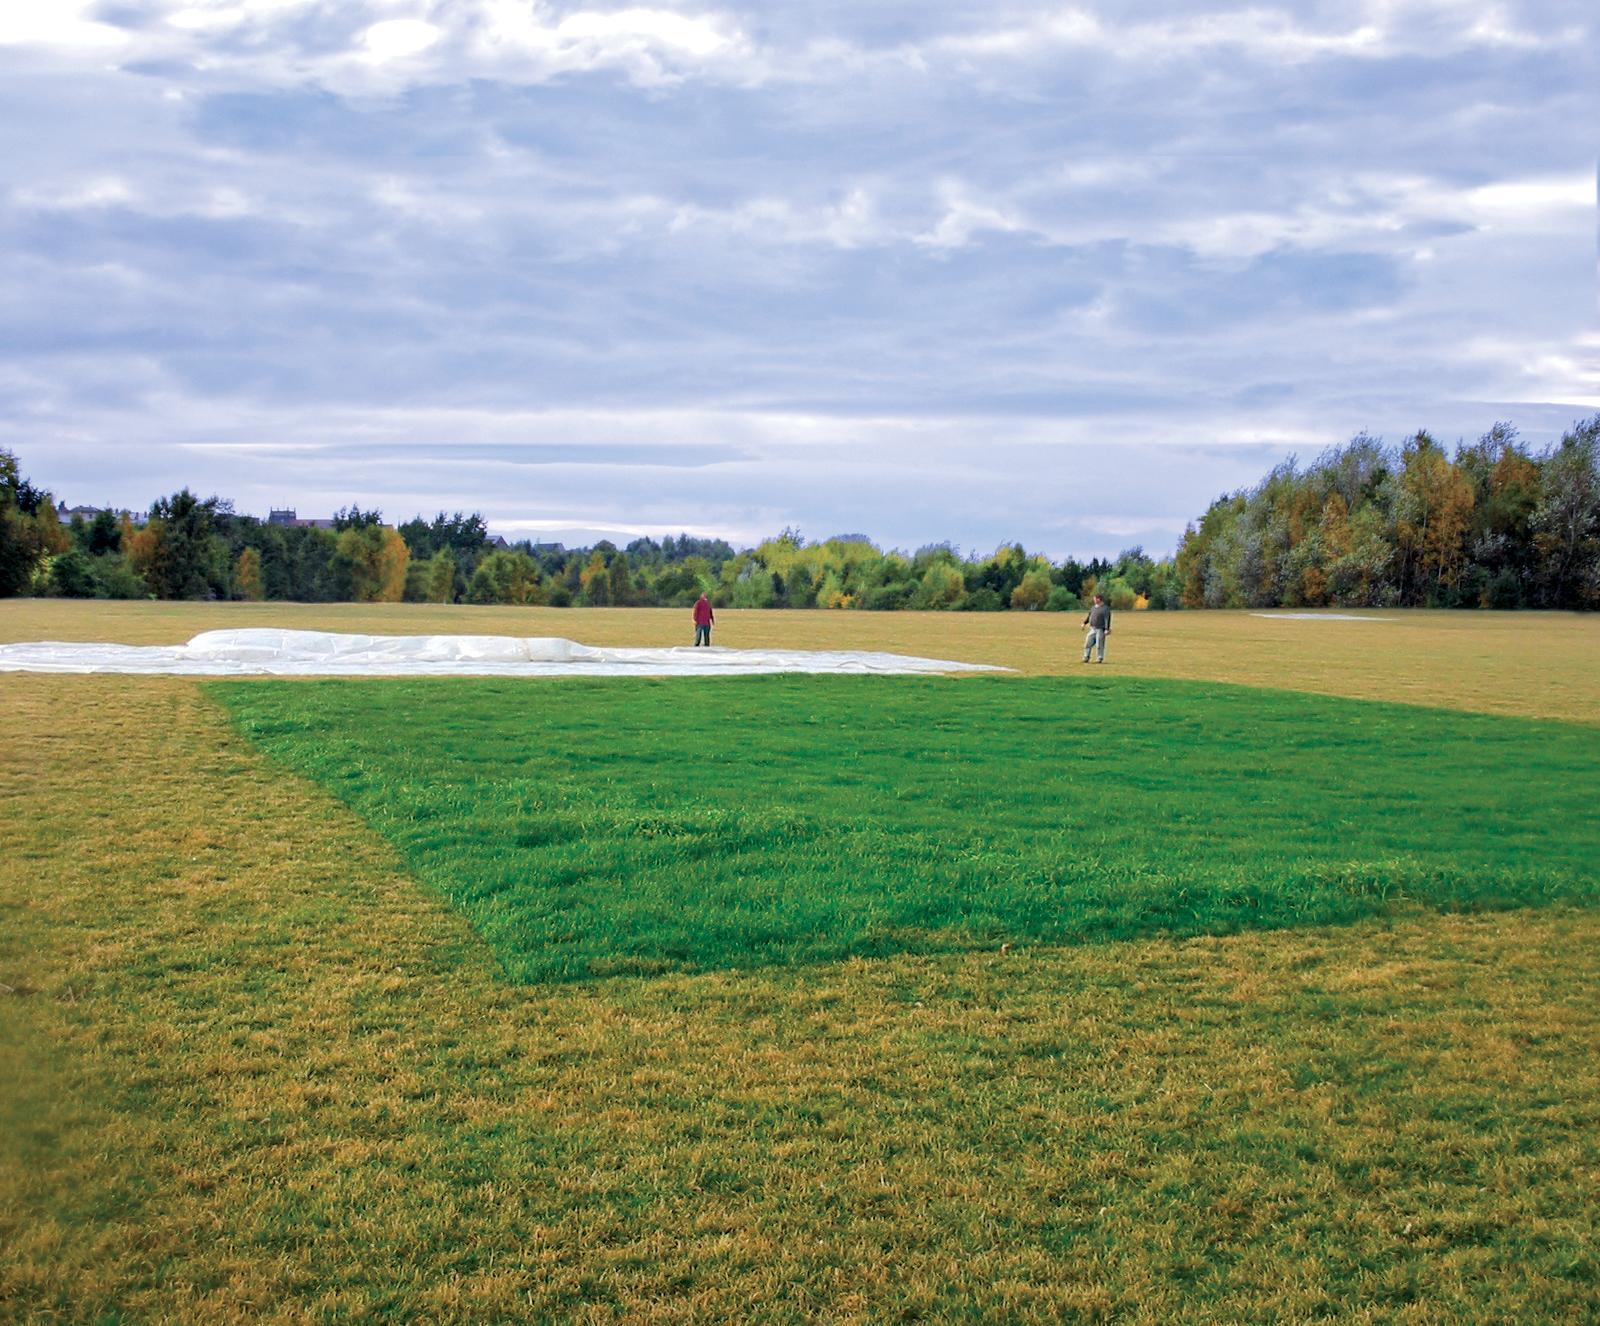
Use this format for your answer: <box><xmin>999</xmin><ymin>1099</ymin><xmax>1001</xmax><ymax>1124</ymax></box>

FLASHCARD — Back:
<box><xmin>335</xmin><ymin>525</ymin><xmax>409</xmax><ymax>602</ymax></box>
<box><xmin>235</xmin><ymin>547</ymin><xmax>265</xmax><ymax>601</ymax></box>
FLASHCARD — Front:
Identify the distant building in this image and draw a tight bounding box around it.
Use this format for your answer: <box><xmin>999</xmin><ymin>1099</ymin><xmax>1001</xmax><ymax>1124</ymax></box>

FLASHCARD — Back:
<box><xmin>56</xmin><ymin>501</ymin><xmax>139</xmax><ymax>525</ymax></box>
<box><xmin>266</xmin><ymin>508</ymin><xmax>336</xmax><ymax>530</ymax></box>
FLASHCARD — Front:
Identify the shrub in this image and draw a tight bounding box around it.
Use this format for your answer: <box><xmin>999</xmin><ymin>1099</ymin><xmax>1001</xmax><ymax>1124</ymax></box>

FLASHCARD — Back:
<box><xmin>47</xmin><ymin>549</ymin><xmax>96</xmax><ymax>598</ymax></box>
<box><xmin>90</xmin><ymin>553</ymin><xmax>149</xmax><ymax>600</ymax></box>
<box><xmin>1481</xmin><ymin>571</ymin><xmax>1523</xmax><ymax>610</ymax></box>
<box><xmin>913</xmin><ymin>563</ymin><xmax>966</xmax><ymax>610</ymax></box>
<box><xmin>957</xmin><ymin>587</ymin><xmax>1004</xmax><ymax>612</ymax></box>
<box><xmin>862</xmin><ymin>581</ymin><xmax>915</xmax><ymax>611</ymax></box>
<box><xmin>1009</xmin><ymin>568</ymin><xmax>1053</xmax><ymax>611</ymax></box>
<box><xmin>1103</xmin><ymin>577</ymin><xmax>1137</xmax><ymax>611</ymax></box>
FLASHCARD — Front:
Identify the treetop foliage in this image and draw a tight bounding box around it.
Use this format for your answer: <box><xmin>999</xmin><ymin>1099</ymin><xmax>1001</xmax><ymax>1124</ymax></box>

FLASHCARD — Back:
<box><xmin>1176</xmin><ymin>416</ymin><xmax>1600</xmax><ymax>610</ymax></box>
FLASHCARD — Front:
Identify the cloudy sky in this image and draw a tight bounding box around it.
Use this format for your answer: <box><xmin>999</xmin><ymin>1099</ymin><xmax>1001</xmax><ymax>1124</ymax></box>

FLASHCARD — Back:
<box><xmin>3</xmin><ymin>1</ymin><xmax>1596</xmax><ymax>556</ymax></box>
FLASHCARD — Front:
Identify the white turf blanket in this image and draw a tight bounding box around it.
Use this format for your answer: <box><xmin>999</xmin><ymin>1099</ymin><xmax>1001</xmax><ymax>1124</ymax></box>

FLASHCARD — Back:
<box><xmin>0</xmin><ymin>629</ymin><xmax>1007</xmax><ymax>678</ymax></box>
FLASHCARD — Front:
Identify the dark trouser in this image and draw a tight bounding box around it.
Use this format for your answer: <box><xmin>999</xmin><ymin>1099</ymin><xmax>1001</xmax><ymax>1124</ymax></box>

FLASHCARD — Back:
<box><xmin>694</xmin><ymin>625</ymin><xmax>711</xmax><ymax>646</ymax></box>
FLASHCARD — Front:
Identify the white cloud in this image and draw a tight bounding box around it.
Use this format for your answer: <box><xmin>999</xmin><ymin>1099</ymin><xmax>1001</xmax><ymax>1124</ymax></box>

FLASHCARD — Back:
<box><xmin>2</xmin><ymin>0</ymin><xmax>1588</xmax><ymax>105</ymax></box>
<box><xmin>12</xmin><ymin>176</ymin><xmax>138</xmax><ymax>211</ymax></box>
<box><xmin>1458</xmin><ymin>332</ymin><xmax>1600</xmax><ymax>408</ymax></box>
<box><xmin>556</xmin><ymin>7</ymin><xmax>733</xmax><ymax>58</ymax></box>
<box><xmin>663</xmin><ymin>187</ymin><xmax>888</xmax><ymax>249</ymax></box>
<box><xmin>166</xmin><ymin>6</ymin><xmax>248</xmax><ymax>34</ymax></box>
<box><xmin>927</xmin><ymin>0</ymin><xmax>1580</xmax><ymax>70</ymax></box>
<box><xmin>916</xmin><ymin>185</ymin><xmax>1026</xmax><ymax>251</ymax></box>
<box><xmin>1</xmin><ymin>0</ymin><xmax>755</xmax><ymax>92</ymax></box>
<box><xmin>9</xmin><ymin>173</ymin><xmax>298</xmax><ymax>226</ymax></box>
<box><xmin>359</xmin><ymin>18</ymin><xmax>442</xmax><ymax>63</ymax></box>
<box><xmin>467</xmin><ymin>0</ymin><xmax>751</xmax><ymax>87</ymax></box>
<box><xmin>0</xmin><ymin>1</ymin><xmax>128</xmax><ymax>49</ymax></box>
<box><xmin>896</xmin><ymin>167</ymin><xmax>1597</xmax><ymax>260</ymax></box>
<box><xmin>371</xmin><ymin>177</ymin><xmax>484</xmax><ymax>224</ymax></box>
<box><xmin>577</xmin><ymin>163</ymin><xmax>1588</xmax><ymax>264</ymax></box>
<box><xmin>931</xmin><ymin>8</ymin><xmax>1386</xmax><ymax>66</ymax></box>
<box><xmin>157</xmin><ymin>0</ymin><xmax>328</xmax><ymax>39</ymax></box>
<box><xmin>1463</xmin><ymin>174</ymin><xmax>1595</xmax><ymax>225</ymax></box>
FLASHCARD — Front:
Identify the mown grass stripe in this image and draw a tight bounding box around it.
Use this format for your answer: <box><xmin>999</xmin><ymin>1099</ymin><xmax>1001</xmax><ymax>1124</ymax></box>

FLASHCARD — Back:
<box><xmin>213</xmin><ymin>674</ymin><xmax>1600</xmax><ymax>983</ymax></box>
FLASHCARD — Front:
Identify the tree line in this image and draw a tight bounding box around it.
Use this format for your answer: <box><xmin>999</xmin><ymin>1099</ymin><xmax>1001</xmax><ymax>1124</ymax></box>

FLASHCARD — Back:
<box><xmin>4</xmin><ymin>413</ymin><xmax>1597</xmax><ymax>612</ymax></box>
<box><xmin>1175</xmin><ymin>416</ymin><xmax>1599</xmax><ymax>610</ymax></box>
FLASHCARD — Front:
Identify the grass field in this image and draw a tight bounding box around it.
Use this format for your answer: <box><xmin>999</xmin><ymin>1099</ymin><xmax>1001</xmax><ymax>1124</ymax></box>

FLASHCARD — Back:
<box><xmin>218</xmin><ymin>675</ymin><xmax>1599</xmax><ymax>982</ymax></box>
<box><xmin>3</xmin><ymin>602</ymin><xmax>1599</xmax><ymax>1322</ymax></box>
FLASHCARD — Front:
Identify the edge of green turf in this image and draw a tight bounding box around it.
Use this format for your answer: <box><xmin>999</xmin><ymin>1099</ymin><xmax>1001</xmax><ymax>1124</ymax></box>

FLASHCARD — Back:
<box><xmin>206</xmin><ymin>672</ymin><xmax>1600</xmax><ymax>984</ymax></box>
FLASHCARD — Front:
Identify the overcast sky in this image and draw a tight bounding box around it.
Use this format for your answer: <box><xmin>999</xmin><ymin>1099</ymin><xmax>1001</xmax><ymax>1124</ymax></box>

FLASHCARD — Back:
<box><xmin>3</xmin><ymin>1</ymin><xmax>1596</xmax><ymax>557</ymax></box>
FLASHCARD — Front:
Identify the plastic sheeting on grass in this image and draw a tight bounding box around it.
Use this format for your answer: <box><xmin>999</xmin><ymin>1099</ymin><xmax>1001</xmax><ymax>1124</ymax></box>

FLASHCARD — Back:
<box><xmin>0</xmin><ymin>628</ymin><xmax>1009</xmax><ymax>677</ymax></box>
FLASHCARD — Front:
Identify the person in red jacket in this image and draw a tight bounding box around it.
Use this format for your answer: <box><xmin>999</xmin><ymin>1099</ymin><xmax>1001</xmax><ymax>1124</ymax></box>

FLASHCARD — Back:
<box><xmin>692</xmin><ymin>592</ymin><xmax>715</xmax><ymax>646</ymax></box>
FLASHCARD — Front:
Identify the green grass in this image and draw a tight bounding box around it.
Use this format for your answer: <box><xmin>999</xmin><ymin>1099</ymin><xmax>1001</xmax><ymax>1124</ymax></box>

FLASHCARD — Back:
<box><xmin>214</xmin><ymin>674</ymin><xmax>1600</xmax><ymax>982</ymax></box>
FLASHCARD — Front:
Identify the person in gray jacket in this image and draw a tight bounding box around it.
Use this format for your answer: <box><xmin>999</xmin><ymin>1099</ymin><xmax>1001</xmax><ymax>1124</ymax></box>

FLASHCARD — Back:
<box><xmin>1082</xmin><ymin>593</ymin><xmax>1111</xmax><ymax>663</ymax></box>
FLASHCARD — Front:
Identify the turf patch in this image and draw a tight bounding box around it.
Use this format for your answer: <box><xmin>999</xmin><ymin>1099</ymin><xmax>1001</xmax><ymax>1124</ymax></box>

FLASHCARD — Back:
<box><xmin>213</xmin><ymin>675</ymin><xmax>1600</xmax><ymax>981</ymax></box>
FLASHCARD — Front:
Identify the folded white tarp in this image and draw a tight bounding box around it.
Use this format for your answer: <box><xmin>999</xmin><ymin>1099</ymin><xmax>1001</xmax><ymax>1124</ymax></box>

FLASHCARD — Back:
<box><xmin>0</xmin><ymin>628</ymin><xmax>1007</xmax><ymax>678</ymax></box>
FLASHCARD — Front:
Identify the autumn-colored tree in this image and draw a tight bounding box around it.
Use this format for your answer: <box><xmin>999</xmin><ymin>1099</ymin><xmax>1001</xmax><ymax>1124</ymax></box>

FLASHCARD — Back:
<box><xmin>1283</xmin><ymin>485</ymin><xmax>1326</xmax><ymax>605</ymax></box>
<box><xmin>1299</xmin><ymin>566</ymin><xmax>1329</xmax><ymax>607</ymax></box>
<box><xmin>126</xmin><ymin>519</ymin><xmax>169</xmax><ymax>595</ymax></box>
<box><xmin>577</xmin><ymin>550</ymin><xmax>611</xmax><ymax>605</ymax></box>
<box><xmin>378</xmin><ymin>528</ymin><xmax>409</xmax><ymax>601</ymax></box>
<box><xmin>1320</xmin><ymin>492</ymin><xmax>1352</xmax><ymax>561</ymax></box>
<box><xmin>32</xmin><ymin>499</ymin><xmax>71</xmax><ymax>558</ymax></box>
<box><xmin>234</xmin><ymin>546</ymin><xmax>264</xmax><ymax>601</ymax></box>
<box><xmin>1304</xmin><ymin>491</ymin><xmax>1350</xmax><ymax>604</ymax></box>
<box><xmin>1490</xmin><ymin>445</ymin><xmax>1539</xmax><ymax>507</ymax></box>
<box><xmin>1174</xmin><ymin>526</ymin><xmax>1206</xmax><ymax>608</ymax></box>
<box><xmin>1286</xmin><ymin>485</ymin><xmax>1319</xmax><ymax>549</ymax></box>
<box><xmin>335</xmin><ymin>525</ymin><xmax>409</xmax><ymax>603</ymax></box>
<box><xmin>1395</xmin><ymin>433</ymin><xmax>1474</xmax><ymax>602</ymax></box>
<box><xmin>815</xmin><ymin>570</ymin><xmax>850</xmax><ymax>609</ymax></box>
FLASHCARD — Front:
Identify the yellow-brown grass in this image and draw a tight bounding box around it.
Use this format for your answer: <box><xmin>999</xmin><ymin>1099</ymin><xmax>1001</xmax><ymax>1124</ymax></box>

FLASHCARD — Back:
<box><xmin>3</xmin><ymin>598</ymin><xmax>1596</xmax><ymax>723</ymax></box>
<box><xmin>4</xmin><ymin>652</ymin><xmax>1599</xmax><ymax>1320</ymax></box>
